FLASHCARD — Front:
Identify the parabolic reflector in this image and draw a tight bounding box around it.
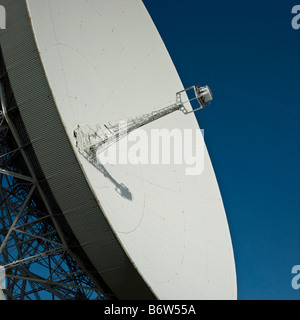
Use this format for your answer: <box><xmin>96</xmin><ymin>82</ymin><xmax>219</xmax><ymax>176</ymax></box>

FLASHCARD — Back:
<box><xmin>0</xmin><ymin>0</ymin><xmax>236</xmax><ymax>299</ymax></box>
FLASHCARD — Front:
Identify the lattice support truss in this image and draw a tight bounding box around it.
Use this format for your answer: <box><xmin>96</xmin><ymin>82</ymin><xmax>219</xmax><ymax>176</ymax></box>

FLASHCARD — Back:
<box><xmin>74</xmin><ymin>85</ymin><xmax>212</xmax><ymax>159</ymax></box>
<box><xmin>0</xmin><ymin>78</ymin><xmax>106</xmax><ymax>300</ymax></box>
<box><xmin>73</xmin><ymin>85</ymin><xmax>212</xmax><ymax>201</ymax></box>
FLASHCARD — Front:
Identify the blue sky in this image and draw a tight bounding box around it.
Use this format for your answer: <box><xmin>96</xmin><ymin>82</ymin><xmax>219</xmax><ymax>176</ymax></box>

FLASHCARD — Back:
<box><xmin>143</xmin><ymin>0</ymin><xmax>300</xmax><ymax>300</ymax></box>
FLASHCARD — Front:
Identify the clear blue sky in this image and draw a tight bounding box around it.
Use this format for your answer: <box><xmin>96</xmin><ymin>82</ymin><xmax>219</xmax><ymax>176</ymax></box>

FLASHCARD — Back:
<box><xmin>143</xmin><ymin>0</ymin><xmax>300</xmax><ymax>300</ymax></box>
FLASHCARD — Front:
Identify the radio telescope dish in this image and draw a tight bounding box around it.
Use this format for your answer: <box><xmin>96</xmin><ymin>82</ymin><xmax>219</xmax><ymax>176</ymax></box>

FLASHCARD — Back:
<box><xmin>0</xmin><ymin>0</ymin><xmax>236</xmax><ymax>299</ymax></box>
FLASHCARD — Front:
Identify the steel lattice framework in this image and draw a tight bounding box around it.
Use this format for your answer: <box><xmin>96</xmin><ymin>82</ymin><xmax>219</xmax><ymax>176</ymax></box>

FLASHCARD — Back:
<box><xmin>74</xmin><ymin>85</ymin><xmax>212</xmax><ymax>157</ymax></box>
<box><xmin>0</xmin><ymin>53</ymin><xmax>108</xmax><ymax>300</ymax></box>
